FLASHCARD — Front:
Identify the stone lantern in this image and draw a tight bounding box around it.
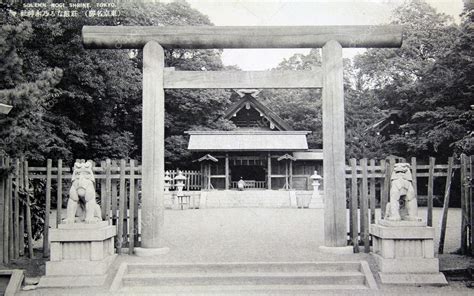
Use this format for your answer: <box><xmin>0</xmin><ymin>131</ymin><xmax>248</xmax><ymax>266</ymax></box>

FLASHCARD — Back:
<box><xmin>164</xmin><ymin>171</ymin><xmax>172</xmax><ymax>192</ymax></box>
<box><xmin>310</xmin><ymin>170</ymin><xmax>322</xmax><ymax>200</ymax></box>
<box><xmin>174</xmin><ymin>171</ymin><xmax>186</xmax><ymax>197</ymax></box>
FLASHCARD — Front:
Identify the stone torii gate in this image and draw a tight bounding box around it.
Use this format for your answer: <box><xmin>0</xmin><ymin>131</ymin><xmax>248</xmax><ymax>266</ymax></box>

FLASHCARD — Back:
<box><xmin>82</xmin><ymin>25</ymin><xmax>402</xmax><ymax>254</ymax></box>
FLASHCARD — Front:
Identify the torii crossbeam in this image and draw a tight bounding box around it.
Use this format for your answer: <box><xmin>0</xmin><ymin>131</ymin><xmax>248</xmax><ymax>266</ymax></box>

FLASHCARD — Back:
<box><xmin>82</xmin><ymin>25</ymin><xmax>403</xmax><ymax>254</ymax></box>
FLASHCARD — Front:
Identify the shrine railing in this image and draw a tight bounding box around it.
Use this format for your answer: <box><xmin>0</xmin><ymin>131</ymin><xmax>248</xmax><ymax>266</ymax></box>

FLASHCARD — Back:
<box><xmin>230</xmin><ymin>180</ymin><xmax>266</xmax><ymax>189</ymax></box>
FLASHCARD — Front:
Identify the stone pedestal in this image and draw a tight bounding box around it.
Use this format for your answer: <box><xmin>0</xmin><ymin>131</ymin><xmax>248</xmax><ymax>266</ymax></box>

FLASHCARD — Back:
<box><xmin>39</xmin><ymin>221</ymin><xmax>117</xmax><ymax>287</ymax></box>
<box><xmin>370</xmin><ymin>221</ymin><xmax>447</xmax><ymax>285</ymax></box>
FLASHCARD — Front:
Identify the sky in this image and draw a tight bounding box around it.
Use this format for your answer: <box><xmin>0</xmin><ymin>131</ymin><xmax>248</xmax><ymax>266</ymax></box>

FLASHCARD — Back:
<box><xmin>171</xmin><ymin>0</ymin><xmax>465</xmax><ymax>70</ymax></box>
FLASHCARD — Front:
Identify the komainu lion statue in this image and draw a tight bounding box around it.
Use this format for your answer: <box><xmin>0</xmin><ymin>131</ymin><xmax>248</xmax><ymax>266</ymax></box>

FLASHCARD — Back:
<box><xmin>65</xmin><ymin>160</ymin><xmax>102</xmax><ymax>224</ymax></box>
<box><xmin>385</xmin><ymin>162</ymin><xmax>420</xmax><ymax>221</ymax></box>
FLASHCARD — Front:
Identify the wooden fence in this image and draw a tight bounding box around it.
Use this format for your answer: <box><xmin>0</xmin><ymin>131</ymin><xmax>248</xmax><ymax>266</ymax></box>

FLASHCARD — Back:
<box><xmin>0</xmin><ymin>158</ymin><xmax>201</xmax><ymax>261</ymax></box>
<box><xmin>346</xmin><ymin>155</ymin><xmax>473</xmax><ymax>255</ymax></box>
<box><xmin>0</xmin><ymin>157</ymin><xmax>34</xmax><ymax>264</ymax></box>
<box><xmin>30</xmin><ymin>160</ymin><xmax>201</xmax><ymax>257</ymax></box>
<box><xmin>167</xmin><ymin>170</ymin><xmax>201</xmax><ymax>190</ymax></box>
<box><xmin>0</xmin><ymin>155</ymin><xmax>472</xmax><ymax>261</ymax></box>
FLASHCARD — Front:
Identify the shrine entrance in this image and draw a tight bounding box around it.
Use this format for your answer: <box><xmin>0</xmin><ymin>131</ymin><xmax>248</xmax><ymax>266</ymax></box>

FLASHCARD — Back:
<box><xmin>82</xmin><ymin>25</ymin><xmax>403</xmax><ymax>252</ymax></box>
<box><xmin>230</xmin><ymin>165</ymin><xmax>266</xmax><ymax>189</ymax></box>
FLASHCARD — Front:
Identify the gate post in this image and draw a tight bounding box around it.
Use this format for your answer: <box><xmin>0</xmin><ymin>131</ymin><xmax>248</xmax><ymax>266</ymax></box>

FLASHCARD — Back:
<box><xmin>320</xmin><ymin>40</ymin><xmax>351</xmax><ymax>253</ymax></box>
<box><xmin>137</xmin><ymin>41</ymin><xmax>168</xmax><ymax>255</ymax></box>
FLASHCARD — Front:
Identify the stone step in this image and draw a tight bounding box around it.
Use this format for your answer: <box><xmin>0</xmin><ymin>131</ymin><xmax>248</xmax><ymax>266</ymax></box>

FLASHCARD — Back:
<box><xmin>122</xmin><ymin>272</ymin><xmax>366</xmax><ymax>287</ymax></box>
<box><xmin>111</xmin><ymin>261</ymin><xmax>377</xmax><ymax>292</ymax></box>
<box><xmin>126</xmin><ymin>262</ymin><xmax>362</xmax><ymax>274</ymax></box>
<box><xmin>120</xmin><ymin>284</ymin><xmax>369</xmax><ymax>294</ymax></box>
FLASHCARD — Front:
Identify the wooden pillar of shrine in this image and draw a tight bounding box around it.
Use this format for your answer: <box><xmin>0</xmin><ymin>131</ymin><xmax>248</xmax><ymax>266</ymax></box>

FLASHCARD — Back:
<box><xmin>267</xmin><ymin>153</ymin><xmax>272</xmax><ymax>190</ymax></box>
<box><xmin>225</xmin><ymin>153</ymin><xmax>229</xmax><ymax>190</ymax></box>
<box><xmin>206</xmin><ymin>163</ymin><xmax>212</xmax><ymax>190</ymax></box>
<box><xmin>289</xmin><ymin>160</ymin><xmax>293</xmax><ymax>190</ymax></box>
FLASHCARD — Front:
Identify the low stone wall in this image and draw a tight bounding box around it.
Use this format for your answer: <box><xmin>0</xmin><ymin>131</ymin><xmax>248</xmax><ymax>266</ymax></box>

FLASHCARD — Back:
<box><xmin>163</xmin><ymin>190</ymin><xmax>324</xmax><ymax>209</ymax></box>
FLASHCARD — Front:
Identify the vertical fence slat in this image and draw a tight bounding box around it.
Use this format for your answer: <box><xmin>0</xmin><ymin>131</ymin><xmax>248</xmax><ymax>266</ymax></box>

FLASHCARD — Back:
<box><xmin>369</xmin><ymin>159</ymin><xmax>376</xmax><ymax>224</ymax></box>
<box><xmin>347</xmin><ymin>170</ymin><xmax>353</xmax><ymax>246</ymax></box>
<box><xmin>427</xmin><ymin>157</ymin><xmax>435</xmax><ymax>227</ymax></box>
<box><xmin>193</xmin><ymin>171</ymin><xmax>197</xmax><ymax>190</ymax></box>
<box><xmin>43</xmin><ymin>159</ymin><xmax>52</xmax><ymax>258</ymax></box>
<box><xmin>438</xmin><ymin>157</ymin><xmax>454</xmax><ymax>254</ymax></box>
<box><xmin>100</xmin><ymin>161</ymin><xmax>106</xmax><ymax>220</ymax></box>
<box><xmin>350</xmin><ymin>158</ymin><xmax>359</xmax><ymax>253</ymax></box>
<box><xmin>189</xmin><ymin>172</ymin><xmax>193</xmax><ymax>190</ymax></box>
<box><xmin>134</xmin><ymin>179</ymin><xmax>140</xmax><ymax>247</ymax></box>
<box><xmin>117</xmin><ymin>159</ymin><xmax>126</xmax><ymax>254</ymax></box>
<box><xmin>20</xmin><ymin>210</ymin><xmax>24</xmax><ymax>257</ymax></box>
<box><xmin>195</xmin><ymin>172</ymin><xmax>198</xmax><ymax>190</ymax></box>
<box><xmin>14</xmin><ymin>159</ymin><xmax>20</xmax><ymax>259</ymax></box>
<box><xmin>470</xmin><ymin>155</ymin><xmax>473</xmax><ymax>256</ymax></box>
<box><xmin>129</xmin><ymin>160</ymin><xmax>135</xmax><ymax>255</ymax></box>
<box><xmin>105</xmin><ymin>159</ymin><xmax>112</xmax><ymax>223</ymax></box>
<box><xmin>24</xmin><ymin>160</ymin><xmax>34</xmax><ymax>258</ymax></box>
<box><xmin>56</xmin><ymin>159</ymin><xmax>63</xmax><ymax>227</ymax></box>
<box><xmin>411</xmin><ymin>157</ymin><xmax>418</xmax><ymax>198</ymax></box>
<box><xmin>111</xmin><ymin>180</ymin><xmax>118</xmax><ymax>226</ymax></box>
<box><xmin>193</xmin><ymin>171</ymin><xmax>196</xmax><ymax>190</ymax></box>
<box><xmin>196</xmin><ymin>171</ymin><xmax>198</xmax><ymax>190</ymax></box>
<box><xmin>1</xmin><ymin>157</ymin><xmax>8</xmax><ymax>264</ymax></box>
<box><xmin>7</xmin><ymin>157</ymin><xmax>14</xmax><ymax>261</ymax></box>
<box><xmin>0</xmin><ymin>157</ymin><xmax>5</xmax><ymax>263</ymax></box>
<box><xmin>18</xmin><ymin>158</ymin><xmax>24</xmax><ymax>257</ymax></box>
<box><xmin>111</xmin><ymin>160</ymin><xmax>118</xmax><ymax>226</ymax></box>
<box><xmin>460</xmin><ymin>154</ymin><xmax>467</xmax><ymax>254</ymax></box>
<box><xmin>360</xmin><ymin>158</ymin><xmax>369</xmax><ymax>253</ymax></box>
<box><xmin>185</xmin><ymin>170</ymin><xmax>189</xmax><ymax>191</ymax></box>
<box><xmin>381</xmin><ymin>160</ymin><xmax>389</xmax><ymax>219</ymax></box>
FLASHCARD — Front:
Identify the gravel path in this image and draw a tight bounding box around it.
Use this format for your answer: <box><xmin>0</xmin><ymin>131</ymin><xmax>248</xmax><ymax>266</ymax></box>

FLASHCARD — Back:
<box><xmin>15</xmin><ymin>207</ymin><xmax>474</xmax><ymax>295</ymax></box>
<box><xmin>42</xmin><ymin>207</ymin><xmax>464</xmax><ymax>260</ymax></box>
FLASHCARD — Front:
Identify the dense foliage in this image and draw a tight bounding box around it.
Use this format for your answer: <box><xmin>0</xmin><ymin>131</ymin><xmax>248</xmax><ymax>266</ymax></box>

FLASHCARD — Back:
<box><xmin>263</xmin><ymin>0</ymin><xmax>473</xmax><ymax>161</ymax></box>
<box><xmin>0</xmin><ymin>0</ymin><xmax>472</xmax><ymax>168</ymax></box>
<box><xmin>259</xmin><ymin>49</ymin><xmax>323</xmax><ymax>149</ymax></box>
<box><xmin>0</xmin><ymin>1</ymin><xmax>236</xmax><ymax>167</ymax></box>
<box><xmin>351</xmin><ymin>0</ymin><xmax>473</xmax><ymax>161</ymax></box>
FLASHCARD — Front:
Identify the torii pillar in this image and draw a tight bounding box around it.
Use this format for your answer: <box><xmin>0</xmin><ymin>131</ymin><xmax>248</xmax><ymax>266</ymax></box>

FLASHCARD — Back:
<box><xmin>82</xmin><ymin>25</ymin><xmax>402</xmax><ymax>254</ymax></box>
<box><xmin>139</xmin><ymin>41</ymin><xmax>167</xmax><ymax>253</ymax></box>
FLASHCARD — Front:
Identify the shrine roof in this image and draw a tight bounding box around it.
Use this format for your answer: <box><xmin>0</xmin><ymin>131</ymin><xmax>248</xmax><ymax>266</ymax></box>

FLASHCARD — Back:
<box><xmin>223</xmin><ymin>91</ymin><xmax>292</xmax><ymax>131</ymax></box>
<box><xmin>185</xmin><ymin>131</ymin><xmax>310</xmax><ymax>151</ymax></box>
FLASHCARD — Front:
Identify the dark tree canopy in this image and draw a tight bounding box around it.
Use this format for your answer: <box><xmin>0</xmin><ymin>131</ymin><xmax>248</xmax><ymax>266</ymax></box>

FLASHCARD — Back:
<box><xmin>351</xmin><ymin>0</ymin><xmax>472</xmax><ymax>160</ymax></box>
<box><xmin>0</xmin><ymin>0</ymin><xmax>472</xmax><ymax>167</ymax></box>
<box><xmin>0</xmin><ymin>1</ymin><xmax>235</xmax><ymax>166</ymax></box>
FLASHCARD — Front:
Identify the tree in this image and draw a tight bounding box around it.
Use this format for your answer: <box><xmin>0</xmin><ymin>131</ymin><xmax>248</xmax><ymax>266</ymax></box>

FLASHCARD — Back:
<box><xmin>0</xmin><ymin>7</ymin><xmax>87</xmax><ymax>162</ymax></box>
<box><xmin>259</xmin><ymin>49</ymin><xmax>323</xmax><ymax>148</ymax></box>
<box><xmin>418</xmin><ymin>4</ymin><xmax>473</xmax><ymax>157</ymax></box>
<box><xmin>0</xmin><ymin>1</ymin><xmax>235</xmax><ymax>166</ymax></box>
<box><xmin>344</xmin><ymin>58</ymin><xmax>387</xmax><ymax>159</ymax></box>
<box><xmin>261</xmin><ymin>49</ymin><xmax>385</xmax><ymax>158</ymax></box>
<box><xmin>352</xmin><ymin>0</ymin><xmax>471</xmax><ymax>160</ymax></box>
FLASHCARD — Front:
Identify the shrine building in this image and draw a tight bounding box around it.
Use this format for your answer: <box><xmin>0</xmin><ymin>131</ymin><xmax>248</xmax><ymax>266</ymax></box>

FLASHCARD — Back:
<box><xmin>185</xmin><ymin>90</ymin><xmax>323</xmax><ymax>191</ymax></box>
